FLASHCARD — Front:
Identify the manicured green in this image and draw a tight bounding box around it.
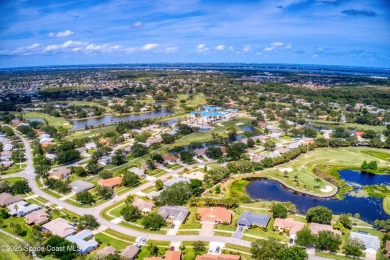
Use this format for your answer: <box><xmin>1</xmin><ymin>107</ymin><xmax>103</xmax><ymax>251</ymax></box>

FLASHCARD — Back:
<box><xmin>23</xmin><ymin>112</ymin><xmax>72</xmax><ymax>129</ymax></box>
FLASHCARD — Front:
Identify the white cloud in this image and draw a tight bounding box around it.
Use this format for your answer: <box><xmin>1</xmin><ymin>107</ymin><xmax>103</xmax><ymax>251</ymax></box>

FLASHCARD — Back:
<box><xmin>163</xmin><ymin>46</ymin><xmax>178</xmax><ymax>53</ymax></box>
<box><xmin>271</xmin><ymin>42</ymin><xmax>284</xmax><ymax>47</ymax></box>
<box><xmin>264</xmin><ymin>42</ymin><xmax>292</xmax><ymax>51</ymax></box>
<box><xmin>243</xmin><ymin>45</ymin><xmax>251</xmax><ymax>52</ymax></box>
<box><xmin>229</xmin><ymin>46</ymin><xmax>234</xmax><ymax>50</ymax></box>
<box><xmin>215</xmin><ymin>44</ymin><xmax>225</xmax><ymax>50</ymax></box>
<box><xmin>25</xmin><ymin>43</ymin><xmax>41</xmax><ymax>49</ymax></box>
<box><xmin>196</xmin><ymin>43</ymin><xmax>208</xmax><ymax>52</ymax></box>
<box><xmin>140</xmin><ymin>43</ymin><xmax>159</xmax><ymax>51</ymax></box>
<box><xmin>131</xmin><ymin>21</ymin><xmax>144</xmax><ymax>28</ymax></box>
<box><xmin>5</xmin><ymin>41</ymin><xmax>173</xmax><ymax>56</ymax></box>
<box><xmin>48</xmin><ymin>29</ymin><xmax>74</xmax><ymax>38</ymax></box>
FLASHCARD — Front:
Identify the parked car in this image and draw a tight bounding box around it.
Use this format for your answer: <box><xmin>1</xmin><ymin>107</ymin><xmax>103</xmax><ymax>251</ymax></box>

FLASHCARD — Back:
<box><xmin>238</xmin><ymin>227</ymin><xmax>243</xmax><ymax>232</ymax></box>
<box><xmin>215</xmin><ymin>246</ymin><xmax>220</xmax><ymax>253</ymax></box>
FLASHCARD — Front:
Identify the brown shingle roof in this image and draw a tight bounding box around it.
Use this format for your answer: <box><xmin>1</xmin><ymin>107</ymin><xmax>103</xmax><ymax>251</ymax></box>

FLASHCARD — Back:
<box><xmin>25</xmin><ymin>208</ymin><xmax>49</xmax><ymax>225</ymax></box>
<box><xmin>97</xmin><ymin>246</ymin><xmax>116</xmax><ymax>256</ymax></box>
<box><xmin>309</xmin><ymin>223</ymin><xmax>342</xmax><ymax>236</ymax></box>
<box><xmin>42</xmin><ymin>217</ymin><xmax>76</xmax><ymax>237</ymax></box>
<box><xmin>0</xmin><ymin>192</ymin><xmax>23</xmax><ymax>207</ymax></box>
<box><xmin>121</xmin><ymin>245</ymin><xmax>139</xmax><ymax>259</ymax></box>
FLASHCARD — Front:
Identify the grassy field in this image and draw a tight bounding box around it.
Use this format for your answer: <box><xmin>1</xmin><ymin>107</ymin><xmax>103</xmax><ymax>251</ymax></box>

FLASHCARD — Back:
<box><xmin>23</xmin><ymin>112</ymin><xmax>72</xmax><ymax>129</ymax></box>
<box><xmin>229</xmin><ymin>179</ymin><xmax>251</xmax><ymax>203</ymax></box>
<box><xmin>67</xmin><ymin>125</ymin><xmax>117</xmax><ymax>139</ymax></box>
<box><xmin>0</xmin><ymin>231</ymin><xmax>32</xmax><ymax>260</ymax></box>
<box><xmin>177</xmin><ymin>94</ymin><xmax>207</xmax><ymax>108</ymax></box>
<box><xmin>3</xmin><ymin>177</ymin><xmax>27</xmax><ymax>184</ymax></box>
<box><xmin>309</xmin><ymin>119</ymin><xmax>386</xmax><ymax>132</ymax></box>
<box><xmin>228</xmin><ymin>147</ymin><xmax>390</xmax><ymax>198</ymax></box>
<box><xmin>360</xmin><ymin>150</ymin><xmax>390</xmax><ymax>161</ymax></box>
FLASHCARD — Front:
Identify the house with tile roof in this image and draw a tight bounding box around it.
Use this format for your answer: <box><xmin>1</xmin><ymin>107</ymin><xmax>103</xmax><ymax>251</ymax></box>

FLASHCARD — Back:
<box><xmin>197</xmin><ymin>207</ymin><xmax>232</xmax><ymax>224</ymax></box>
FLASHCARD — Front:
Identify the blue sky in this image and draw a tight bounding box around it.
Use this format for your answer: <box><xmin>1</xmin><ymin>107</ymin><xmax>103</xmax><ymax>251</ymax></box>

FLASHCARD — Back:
<box><xmin>0</xmin><ymin>0</ymin><xmax>389</xmax><ymax>68</ymax></box>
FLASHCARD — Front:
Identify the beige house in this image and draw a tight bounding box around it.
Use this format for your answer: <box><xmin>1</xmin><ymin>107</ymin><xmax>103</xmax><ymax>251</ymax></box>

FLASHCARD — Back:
<box><xmin>309</xmin><ymin>223</ymin><xmax>342</xmax><ymax>236</ymax></box>
<box><xmin>132</xmin><ymin>198</ymin><xmax>155</xmax><ymax>213</ymax></box>
<box><xmin>25</xmin><ymin>208</ymin><xmax>49</xmax><ymax>225</ymax></box>
<box><xmin>49</xmin><ymin>168</ymin><xmax>71</xmax><ymax>180</ymax></box>
<box><xmin>41</xmin><ymin>217</ymin><xmax>76</xmax><ymax>237</ymax></box>
<box><xmin>0</xmin><ymin>192</ymin><xmax>23</xmax><ymax>207</ymax></box>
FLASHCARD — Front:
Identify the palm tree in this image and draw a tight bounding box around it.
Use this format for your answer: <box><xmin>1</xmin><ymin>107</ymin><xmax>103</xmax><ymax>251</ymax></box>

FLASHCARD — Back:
<box><xmin>14</xmin><ymin>204</ymin><xmax>19</xmax><ymax>216</ymax></box>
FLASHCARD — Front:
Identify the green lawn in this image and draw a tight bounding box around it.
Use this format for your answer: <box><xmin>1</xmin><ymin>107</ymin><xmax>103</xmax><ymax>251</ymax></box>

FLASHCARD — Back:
<box><xmin>94</xmin><ymin>232</ymin><xmax>129</xmax><ymax>250</ymax></box>
<box><xmin>0</xmin><ymin>231</ymin><xmax>32</xmax><ymax>260</ymax></box>
<box><xmin>315</xmin><ymin>251</ymin><xmax>360</xmax><ymax>260</ymax></box>
<box><xmin>309</xmin><ymin>119</ymin><xmax>386</xmax><ymax>132</ymax></box>
<box><xmin>360</xmin><ymin>150</ymin><xmax>390</xmax><ymax>161</ymax></box>
<box><xmin>1</xmin><ymin>217</ymin><xmax>34</xmax><ymax>244</ymax></box>
<box><xmin>180</xmin><ymin>208</ymin><xmax>202</xmax><ymax>229</ymax></box>
<box><xmin>68</xmin><ymin>125</ymin><xmax>117</xmax><ymax>139</ymax></box>
<box><xmin>229</xmin><ymin>179</ymin><xmax>251</xmax><ymax>203</ymax></box>
<box><xmin>23</xmin><ymin>112</ymin><xmax>72</xmax><ymax>129</ymax></box>
<box><xmin>3</xmin><ymin>177</ymin><xmax>27</xmax><ymax>184</ymax></box>
<box><xmin>3</xmin><ymin>163</ymin><xmax>26</xmax><ymax>174</ymax></box>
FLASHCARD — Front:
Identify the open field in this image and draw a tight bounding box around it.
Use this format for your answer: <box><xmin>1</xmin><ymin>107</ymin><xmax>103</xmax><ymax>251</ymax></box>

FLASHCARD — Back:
<box><xmin>23</xmin><ymin>111</ymin><xmax>72</xmax><ymax>129</ymax></box>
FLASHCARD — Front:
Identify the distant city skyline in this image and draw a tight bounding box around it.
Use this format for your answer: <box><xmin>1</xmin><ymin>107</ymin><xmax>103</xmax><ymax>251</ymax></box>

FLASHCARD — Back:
<box><xmin>1</xmin><ymin>0</ymin><xmax>389</xmax><ymax>68</ymax></box>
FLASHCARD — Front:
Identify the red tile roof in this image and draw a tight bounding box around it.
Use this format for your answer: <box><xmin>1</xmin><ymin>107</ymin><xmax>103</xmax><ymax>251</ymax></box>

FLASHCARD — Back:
<box><xmin>197</xmin><ymin>207</ymin><xmax>232</xmax><ymax>224</ymax></box>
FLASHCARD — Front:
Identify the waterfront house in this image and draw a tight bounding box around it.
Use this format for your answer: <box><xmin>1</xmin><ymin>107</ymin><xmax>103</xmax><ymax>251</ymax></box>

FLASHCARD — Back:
<box><xmin>237</xmin><ymin>212</ymin><xmax>271</xmax><ymax>228</ymax></box>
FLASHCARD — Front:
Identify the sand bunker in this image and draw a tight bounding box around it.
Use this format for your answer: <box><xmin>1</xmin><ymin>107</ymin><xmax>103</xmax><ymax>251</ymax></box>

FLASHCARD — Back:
<box><xmin>235</xmin><ymin>122</ymin><xmax>244</xmax><ymax>125</ymax></box>
<box><xmin>279</xmin><ymin>168</ymin><xmax>293</xmax><ymax>173</ymax></box>
<box><xmin>320</xmin><ymin>186</ymin><xmax>333</xmax><ymax>193</ymax></box>
<box><xmin>83</xmin><ymin>131</ymin><xmax>91</xmax><ymax>133</ymax></box>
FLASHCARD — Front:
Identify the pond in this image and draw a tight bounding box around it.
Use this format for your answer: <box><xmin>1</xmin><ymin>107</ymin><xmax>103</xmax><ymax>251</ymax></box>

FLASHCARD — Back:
<box><xmin>229</xmin><ymin>125</ymin><xmax>261</xmax><ymax>141</ymax></box>
<box><xmin>246</xmin><ymin>170</ymin><xmax>390</xmax><ymax>223</ymax></box>
<box><xmin>26</xmin><ymin>118</ymin><xmax>45</xmax><ymax>123</ymax></box>
<box><xmin>71</xmin><ymin>110</ymin><xmax>173</xmax><ymax>130</ymax></box>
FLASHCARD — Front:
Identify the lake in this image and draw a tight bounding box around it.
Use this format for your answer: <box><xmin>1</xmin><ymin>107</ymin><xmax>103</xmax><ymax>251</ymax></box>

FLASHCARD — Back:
<box><xmin>246</xmin><ymin>170</ymin><xmax>390</xmax><ymax>223</ymax></box>
<box><xmin>72</xmin><ymin>110</ymin><xmax>173</xmax><ymax>130</ymax></box>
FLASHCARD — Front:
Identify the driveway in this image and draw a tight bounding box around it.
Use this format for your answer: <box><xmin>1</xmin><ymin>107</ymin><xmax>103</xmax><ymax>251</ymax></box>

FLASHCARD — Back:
<box><xmin>166</xmin><ymin>220</ymin><xmax>181</xmax><ymax>235</ymax></box>
<box><xmin>199</xmin><ymin>222</ymin><xmax>215</xmax><ymax>236</ymax></box>
<box><xmin>232</xmin><ymin>226</ymin><xmax>244</xmax><ymax>239</ymax></box>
